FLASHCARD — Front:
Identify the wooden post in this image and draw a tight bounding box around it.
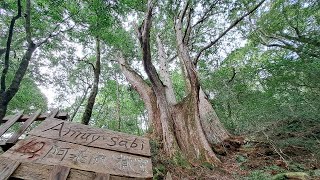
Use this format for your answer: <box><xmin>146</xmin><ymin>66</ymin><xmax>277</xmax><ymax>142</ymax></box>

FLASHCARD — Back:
<box><xmin>49</xmin><ymin>109</ymin><xmax>59</xmax><ymax>118</ymax></box>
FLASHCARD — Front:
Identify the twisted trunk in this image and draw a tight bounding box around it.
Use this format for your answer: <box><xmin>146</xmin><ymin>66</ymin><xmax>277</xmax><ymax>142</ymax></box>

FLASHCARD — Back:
<box><xmin>133</xmin><ymin>1</ymin><xmax>229</xmax><ymax>164</ymax></box>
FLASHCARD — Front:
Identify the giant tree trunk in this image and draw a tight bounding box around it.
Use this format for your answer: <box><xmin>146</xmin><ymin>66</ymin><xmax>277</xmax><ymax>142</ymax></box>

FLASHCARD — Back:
<box><xmin>116</xmin><ymin>0</ymin><xmax>264</xmax><ymax>165</ymax></box>
<box><xmin>133</xmin><ymin>1</ymin><xmax>229</xmax><ymax>164</ymax></box>
<box><xmin>81</xmin><ymin>37</ymin><xmax>101</xmax><ymax>125</ymax></box>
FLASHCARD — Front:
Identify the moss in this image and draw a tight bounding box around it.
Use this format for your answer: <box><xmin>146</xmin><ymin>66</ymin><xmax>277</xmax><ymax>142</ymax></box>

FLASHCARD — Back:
<box><xmin>272</xmin><ymin>172</ymin><xmax>310</xmax><ymax>180</ymax></box>
<box><xmin>171</xmin><ymin>151</ymin><xmax>191</xmax><ymax>169</ymax></box>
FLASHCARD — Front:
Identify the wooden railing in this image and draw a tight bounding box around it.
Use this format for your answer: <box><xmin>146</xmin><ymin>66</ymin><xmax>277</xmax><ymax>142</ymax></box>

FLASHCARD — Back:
<box><xmin>0</xmin><ymin>109</ymin><xmax>68</xmax><ymax>151</ymax></box>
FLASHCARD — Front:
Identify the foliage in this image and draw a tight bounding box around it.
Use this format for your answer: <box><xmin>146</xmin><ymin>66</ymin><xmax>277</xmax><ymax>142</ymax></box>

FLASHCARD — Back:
<box><xmin>1</xmin><ymin>0</ymin><xmax>319</xmax><ymax>177</ymax></box>
<box><xmin>243</xmin><ymin>170</ymin><xmax>272</xmax><ymax>180</ymax></box>
<box><xmin>7</xmin><ymin>76</ymin><xmax>47</xmax><ymax>113</ymax></box>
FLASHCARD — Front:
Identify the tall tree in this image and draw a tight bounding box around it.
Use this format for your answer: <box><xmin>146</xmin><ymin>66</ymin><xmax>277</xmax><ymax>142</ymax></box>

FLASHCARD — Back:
<box><xmin>0</xmin><ymin>0</ymin><xmax>73</xmax><ymax>121</ymax></box>
<box><xmin>114</xmin><ymin>0</ymin><xmax>265</xmax><ymax>164</ymax></box>
<box><xmin>81</xmin><ymin>37</ymin><xmax>101</xmax><ymax>125</ymax></box>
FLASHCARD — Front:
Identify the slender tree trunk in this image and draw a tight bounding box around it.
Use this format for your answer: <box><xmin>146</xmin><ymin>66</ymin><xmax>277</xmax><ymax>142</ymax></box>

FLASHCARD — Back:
<box><xmin>0</xmin><ymin>0</ymin><xmax>22</xmax><ymax>122</ymax></box>
<box><xmin>70</xmin><ymin>86</ymin><xmax>90</xmax><ymax>122</ymax></box>
<box><xmin>0</xmin><ymin>39</ymin><xmax>37</xmax><ymax>122</ymax></box>
<box><xmin>115</xmin><ymin>73</ymin><xmax>122</xmax><ymax>131</ymax></box>
<box><xmin>81</xmin><ymin>37</ymin><xmax>101</xmax><ymax>125</ymax></box>
<box><xmin>1</xmin><ymin>0</ymin><xmax>22</xmax><ymax>93</ymax></box>
<box><xmin>0</xmin><ymin>103</ymin><xmax>7</xmax><ymax>122</ymax></box>
<box><xmin>0</xmin><ymin>0</ymin><xmax>64</xmax><ymax>121</ymax></box>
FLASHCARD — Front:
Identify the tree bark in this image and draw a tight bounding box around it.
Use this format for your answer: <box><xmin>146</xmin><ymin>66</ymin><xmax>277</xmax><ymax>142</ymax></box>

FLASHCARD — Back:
<box><xmin>116</xmin><ymin>54</ymin><xmax>162</xmax><ymax>139</ymax></box>
<box><xmin>156</xmin><ymin>35</ymin><xmax>176</xmax><ymax>104</ymax></box>
<box><xmin>172</xmin><ymin>8</ymin><xmax>224</xmax><ymax>163</ymax></box>
<box><xmin>137</xmin><ymin>2</ymin><xmax>179</xmax><ymax>156</ymax></box>
<box><xmin>81</xmin><ymin>37</ymin><xmax>101</xmax><ymax>125</ymax></box>
<box><xmin>115</xmin><ymin>73</ymin><xmax>122</xmax><ymax>131</ymax></box>
<box><xmin>198</xmin><ymin>88</ymin><xmax>230</xmax><ymax>144</ymax></box>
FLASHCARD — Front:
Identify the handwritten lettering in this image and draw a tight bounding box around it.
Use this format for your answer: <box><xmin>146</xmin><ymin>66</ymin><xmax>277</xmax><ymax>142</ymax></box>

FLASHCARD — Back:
<box><xmin>43</xmin><ymin>145</ymin><xmax>70</xmax><ymax>161</ymax></box>
<box><xmin>16</xmin><ymin>140</ymin><xmax>45</xmax><ymax>159</ymax></box>
<box><xmin>34</xmin><ymin>121</ymin><xmax>148</xmax><ymax>155</ymax></box>
<box><xmin>87</xmin><ymin>135</ymin><xmax>100</xmax><ymax>145</ymax></box>
<box><xmin>69</xmin><ymin>150</ymin><xmax>88</xmax><ymax>163</ymax></box>
<box><xmin>89</xmin><ymin>154</ymin><xmax>107</xmax><ymax>165</ymax></box>
<box><xmin>130</xmin><ymin>138</ymin><xmax>138</xmax><ymax>148</ymax></box>
<box><xmin>106</xmin><ymin>137</ymin><xmax>118</xmax><ymax>146</ymax></box>
<box><xmin>8</xmin><ymin>139</ymin><xmax>152</xmax><ymax>177</ymax></box>
<box><xmin>119</xmin><ymin>140</ymin><xmax>128</xmax><ymax>148</ymax></box>
<box><xmin>42</xmin><ymin>122</ymin><xmax>65</xmax><ymax>137</ymax></box>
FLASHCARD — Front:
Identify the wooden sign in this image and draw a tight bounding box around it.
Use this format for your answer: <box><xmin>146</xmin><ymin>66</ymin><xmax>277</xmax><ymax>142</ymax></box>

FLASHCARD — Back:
<box><xmin>1</xmin><ymin>136</ymin><xmax>153</xmax><ymax>178</ymax></box>
<box><xmin>28</xmin><ymin>118</ymin><xmax>151</xmax><ymax>156</ymax></box>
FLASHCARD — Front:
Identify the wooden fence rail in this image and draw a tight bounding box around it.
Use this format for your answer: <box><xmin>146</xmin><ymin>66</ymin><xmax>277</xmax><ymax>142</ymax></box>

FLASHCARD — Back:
<box><xmin>0</xmin><ymin>109</ymin><xmax>68</xmax><ymax>151</ymax></box>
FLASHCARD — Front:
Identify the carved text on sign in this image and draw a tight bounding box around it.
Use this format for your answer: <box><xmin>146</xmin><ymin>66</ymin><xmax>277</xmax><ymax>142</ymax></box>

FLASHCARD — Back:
<box><xmin>28</xmin><ymin>118</ymin><xmax>150</xmax><ymax>156</ymax></box>
<box><xmin>2</xmin><ymin>136</ymin><xmax>152</xmax><ymax>178</ymax></box>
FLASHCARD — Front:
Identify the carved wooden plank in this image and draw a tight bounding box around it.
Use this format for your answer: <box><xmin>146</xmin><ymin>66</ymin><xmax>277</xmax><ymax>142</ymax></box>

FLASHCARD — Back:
<box><xmin>6</xmin><ymin>109</ymin><xmax>41</xmax><ymax>144</ymax></box>
<box><xmin>1</xmin><ymin>112</ymin><xmax>68</xmax><ymax>123</ymax></box>
<box><xmin>28</xmin><ymin>118</ymin><xmax>151</xmax><ymax>156</ymax></box>
<box><xmin>94</xmin><ymin>173</ymin><xmax>110</xmax><ymax>180</ymax></box>
<box><xmin>49</xmin><ymin>109</ymin><xmax>59</xmax><ymax>118</ymax></box>
<box><xmin>2</xmin><ymin>136</ymin><xmax>153</xmax><ymax>178</ymax></box>
<box><xmin>9</xmin><ymin>161</ymin><xmax>147</xmax><ymax>180</ymax></box>
<box><xmin>0</xmin><ymin>157</ymin><xmax>20</xmax><ymax>180</ymax></box>
<box><xmin>49</xmin><ymin>165</ymin><xmax>70</xmax><ymax>180</ymax></box>
<box><xmin>0</xmin><ymin>111</ymin><xmax>23</xmax><ymax>137</ymax></box>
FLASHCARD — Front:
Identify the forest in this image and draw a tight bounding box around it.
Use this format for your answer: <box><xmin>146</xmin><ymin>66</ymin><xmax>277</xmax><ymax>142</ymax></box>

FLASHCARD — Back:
<box><xmin>0</xmin><ymin>0</ymin><xmax>319</xmax><ymax>179</ymax></box>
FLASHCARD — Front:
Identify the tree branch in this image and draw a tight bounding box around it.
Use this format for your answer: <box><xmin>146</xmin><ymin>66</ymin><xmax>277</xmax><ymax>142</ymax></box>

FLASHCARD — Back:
<box><xmin>25</xmin><ymin>0</ymin><xmax>32</xmax><ymax>44</ymax></box>
<box><xmin>192</xmin><ymin>1</ymin><xmax>220</xmax><ymax>28</ymax></box>
<box><xmin>36</xmin><ymin>25</ymin><xmax>75</xmax><ymax>47</ymax></box>
<box><xmin>77</xmin><ymin>54</ymin><xmax>96</xmax><ymax>71</ymax></box>
<box><xmin>179</xmin><ymin>1</ymin><xmax>190</xmax><ymax>24</ymax></box>
<box><xmin>168</xmin><ymin>54</ymin><xmax>177</xmax><ymax>63</ymax></box>
<box><xmin>194</xmin><ymin>0</ymin><xmax>266</xmax><ymax>65</ymax></box>
<box><xmin>183</xmin><ymin>7</ymin><xmax>192</xmax><ymax>45</ymax></box>
<box><xmin>227</xmin><ymin>67</ymin><xmax>236</xmax><ymax>83</ymax></box>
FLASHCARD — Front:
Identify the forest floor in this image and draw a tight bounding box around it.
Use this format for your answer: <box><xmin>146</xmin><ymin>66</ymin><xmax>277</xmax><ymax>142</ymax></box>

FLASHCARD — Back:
<box><xmin>152</xmin><ymin>118</ymin><xmax>320</xmax><ymax>179</ymax></box>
